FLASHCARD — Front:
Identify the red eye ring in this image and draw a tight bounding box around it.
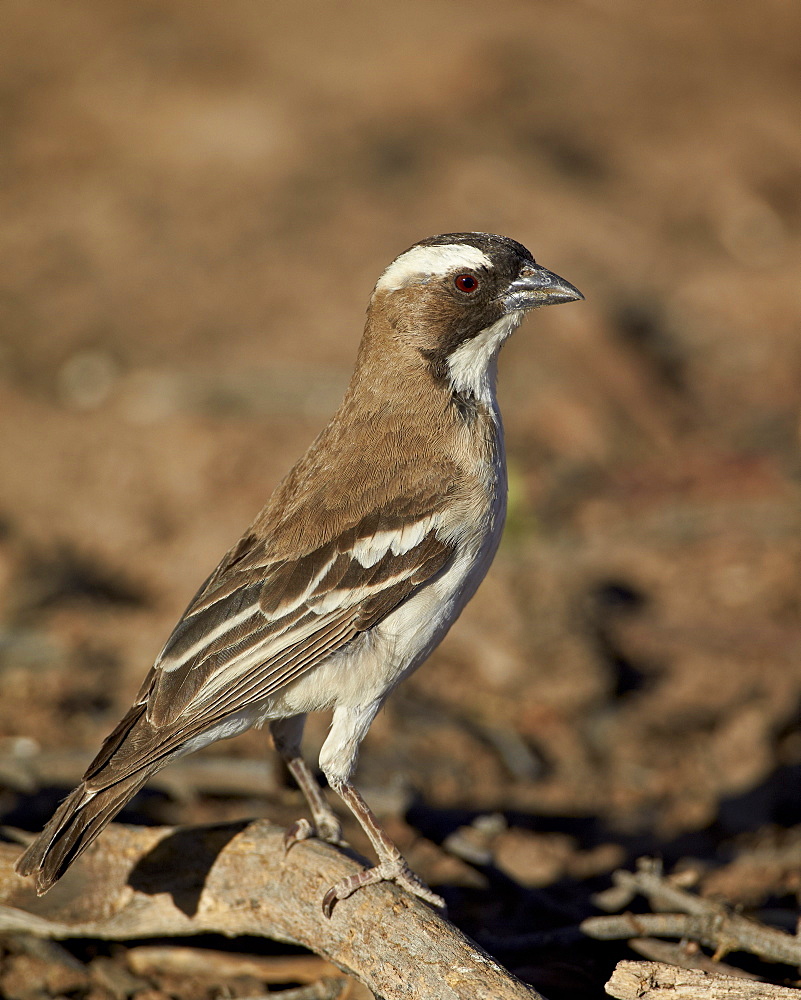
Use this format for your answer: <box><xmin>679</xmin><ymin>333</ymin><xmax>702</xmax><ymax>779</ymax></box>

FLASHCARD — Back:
<box><xmin>454</xmin><ymin>273</ymin><xmax>479</xmax><ymax>293</ymax></box>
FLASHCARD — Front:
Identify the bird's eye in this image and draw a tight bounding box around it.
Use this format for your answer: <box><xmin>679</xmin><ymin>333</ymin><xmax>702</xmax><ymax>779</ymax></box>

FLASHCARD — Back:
<box><xmin>454</xmin><ymin>273</ymin><xmax>480</xmax><ymax>293</ymax></box>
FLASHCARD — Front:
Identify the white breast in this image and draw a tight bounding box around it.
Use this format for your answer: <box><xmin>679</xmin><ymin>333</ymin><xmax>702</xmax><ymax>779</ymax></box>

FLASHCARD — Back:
<box><xmin>276</xmin><ymin>420</ymin><xmax>507</xmax><ymax>717</ymax></box>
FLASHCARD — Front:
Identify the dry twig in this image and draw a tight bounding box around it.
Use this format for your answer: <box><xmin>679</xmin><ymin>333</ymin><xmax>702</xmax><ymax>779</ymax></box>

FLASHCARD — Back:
<box><xmin>124</xmin><ymin>945</ymin><xmax>374</xmax><ymax>998</ymax></box>
<box><xmin>626</xmin><ymin>937</ymin><xmax>761</xmax><ymax>980</ymax></box>
<box><xmin>606</xmin><ymin>960</ymin><xmax>801</xmax><ymax>999</ymax></box>
<box><xmin>581</xmin><ymin>859</ymin><xmax>801</xmax><ymax>967</ymax></box>
<box><xmin>125</xmin><ymin>944</ymin><xmax>339</xmax><ymax>983</ymax></box>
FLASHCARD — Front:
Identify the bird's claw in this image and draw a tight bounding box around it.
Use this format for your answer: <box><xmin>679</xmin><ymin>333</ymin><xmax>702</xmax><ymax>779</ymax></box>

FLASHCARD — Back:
<box><xmin>283</xmin><ymin>816</ymin><xmax>347</xmax><ymax>853</ymax></box>
<box><xmin>321</xmin><ymin>859</ymin><xmax>445</xmax><ymax>917</ymax></box>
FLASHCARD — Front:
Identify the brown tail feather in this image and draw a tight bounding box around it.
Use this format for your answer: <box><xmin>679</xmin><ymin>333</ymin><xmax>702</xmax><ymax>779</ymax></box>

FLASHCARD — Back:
<box><xmin>15</xmin><ymin>693</ymin><xmax>187</xmax><ymax>893</ymax></box>
<box><xmin>15</xmin><ymin>769</ymin><xmax>155</xmax><ymax>894</ymax></box>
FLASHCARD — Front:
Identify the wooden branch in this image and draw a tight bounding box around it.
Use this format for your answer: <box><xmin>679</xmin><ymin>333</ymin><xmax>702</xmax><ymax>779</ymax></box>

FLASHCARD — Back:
<box><xmin>626</xmin><ymin>938</ymin><xmax>761</xmax><ymax>981</ymax></box>
<box><xmin>606</xmin><ymin>960</ymin><xmax>801</xmax><ymax>999</ymax></box>
<box><xmin>0</xmin><ymin>820</ymin><xmax>545</xmax><ymax>1000</ymax></box>
<box><xmin>582</xmin><ymin>858</ymin><xmax>801</xmax><ymax>967</ymax></box>
<box><xmin>123</xmin><ymin>946</ymin><xmax>375</xmax><ymax>999</ymax></box>
<box><xmin>124</xmin><ymin>945</ymin><xmax>341</xmax><ymax>984</ymax></box>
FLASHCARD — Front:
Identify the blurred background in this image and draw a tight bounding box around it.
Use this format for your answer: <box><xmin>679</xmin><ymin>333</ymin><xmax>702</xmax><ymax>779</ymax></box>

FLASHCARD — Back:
<box><xmin>1</xmin><ymin>1</ymin><xmax>800</xmax><ymax>995</ymax></box>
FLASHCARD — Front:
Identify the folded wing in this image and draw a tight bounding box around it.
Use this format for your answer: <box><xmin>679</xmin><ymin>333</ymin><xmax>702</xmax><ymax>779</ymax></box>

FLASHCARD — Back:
<box><xmin>89</xmin><ymin>507</ymin><xmax>455</xmax><ymax>786</ymax></box>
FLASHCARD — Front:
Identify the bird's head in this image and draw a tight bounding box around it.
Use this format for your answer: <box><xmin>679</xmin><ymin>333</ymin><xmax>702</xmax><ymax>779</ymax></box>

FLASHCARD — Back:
<box><xmin>366</xmin><ymin>232</ymin><xmax>583</xmax><ymax>396</ymax></box>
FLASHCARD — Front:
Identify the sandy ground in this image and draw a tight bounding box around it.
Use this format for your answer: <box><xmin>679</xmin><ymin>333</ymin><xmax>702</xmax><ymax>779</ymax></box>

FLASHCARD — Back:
<box><xmin>1</xmin><ymin>2</ymin><xmax>800</xmax><ymax>996</ymax></box>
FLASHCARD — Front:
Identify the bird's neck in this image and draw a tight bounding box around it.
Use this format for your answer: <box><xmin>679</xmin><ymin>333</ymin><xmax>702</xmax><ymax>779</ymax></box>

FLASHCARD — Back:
<box><xmin>344</xmin><ymin>304</ymin><xmax>512</xmax><ymax>430</ymax></box>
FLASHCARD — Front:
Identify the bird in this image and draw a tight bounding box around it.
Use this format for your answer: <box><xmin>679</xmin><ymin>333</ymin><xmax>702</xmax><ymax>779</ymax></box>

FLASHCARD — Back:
<box><xmin>16</xmin><ymin>232</ymin><xmax>583</xmax><ymax>915</ymax></box>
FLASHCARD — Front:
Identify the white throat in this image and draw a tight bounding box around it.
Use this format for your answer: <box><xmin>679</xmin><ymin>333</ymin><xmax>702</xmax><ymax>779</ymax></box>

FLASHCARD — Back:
<box><xmin>445</xmin><ymin>311</ymin><xmax>523</xmax><ymax>410</ymax></box>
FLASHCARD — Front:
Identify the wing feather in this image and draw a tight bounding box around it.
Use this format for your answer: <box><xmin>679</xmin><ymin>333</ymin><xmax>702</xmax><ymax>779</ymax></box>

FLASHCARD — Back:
<box><xmin>68</xmin><ymin>487</ymin><xmax>461</xmax><ymax>792</ymax></box>
<box><xmin>138</xmin><ymin>511</ymin><xmax>453</xmax><ymax>745</ymax></box>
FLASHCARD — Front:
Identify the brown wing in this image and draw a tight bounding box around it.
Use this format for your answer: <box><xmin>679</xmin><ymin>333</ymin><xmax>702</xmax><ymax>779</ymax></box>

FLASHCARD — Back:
<box><xmin>79</xmin><ymin>508</ymin><xmax>454</xmax><ymax>789</ymax></box>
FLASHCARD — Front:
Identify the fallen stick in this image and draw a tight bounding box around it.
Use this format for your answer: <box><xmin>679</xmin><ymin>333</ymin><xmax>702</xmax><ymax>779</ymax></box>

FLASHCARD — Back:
<box><xmin>583</xmin><ymin>858</ymin><xmax>801</xmax><ymax>967</ymax></box>
<box><xmin>0</xmin><ymin>820</ymin><xmax>545</xmax><ymax>1000</ymax></box>
<box><xmin>626</xmin><ymin>938</ymin><xmax>761</xmax><ymax>981</ymax></box>
<box><xmin>606</xmin><ymin>960</ymin><xmax>801</xmax><ymax>999</ymax></box>
<box><xmin>124</xmin><ymin>945</ymin><xmax>340</xmax><ymax>984</ymax></box>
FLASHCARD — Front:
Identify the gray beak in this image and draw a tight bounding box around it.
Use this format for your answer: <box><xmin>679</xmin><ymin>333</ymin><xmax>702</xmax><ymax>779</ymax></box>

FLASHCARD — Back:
<box><xmin>503</xmin><ymin>264</ymin><xmax>584</xmax><ymax>313</ymax></box>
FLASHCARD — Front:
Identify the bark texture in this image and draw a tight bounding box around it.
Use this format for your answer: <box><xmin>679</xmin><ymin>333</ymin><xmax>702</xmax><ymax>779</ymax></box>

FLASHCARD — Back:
<box><xmin>0</xmin><ymin>820</ymin><xmax>545</xmax><ymax>1000</ymax></box>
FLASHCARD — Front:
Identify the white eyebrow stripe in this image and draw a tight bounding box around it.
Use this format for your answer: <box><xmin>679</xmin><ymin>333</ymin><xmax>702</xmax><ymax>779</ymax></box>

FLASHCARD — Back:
<box><xmin>375</xmin><ymin>244</ymin><xmax>492</xmax><ymax>293</ymax></box>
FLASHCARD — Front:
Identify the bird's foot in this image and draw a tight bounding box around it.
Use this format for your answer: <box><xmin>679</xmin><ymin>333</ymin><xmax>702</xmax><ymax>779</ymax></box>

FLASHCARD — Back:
<box><xmin>322</xmin><ymin>858</ymin><xmax>445</xmax><ymax>917</ymax></box>
<box><xmin>283</xmin><ymin>815</ymin><xmax>347</xmax><ymax>852</ymax></box>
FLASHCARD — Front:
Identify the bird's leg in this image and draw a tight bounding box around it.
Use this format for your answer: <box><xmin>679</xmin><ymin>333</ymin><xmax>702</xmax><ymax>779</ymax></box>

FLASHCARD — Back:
<box><xmin>317</xmin><ymin>701</ymin><xmax>444</xmax><ymax>915</ymax></box>
<box><xmin>323</xmin><ymin>779</ymin><xmax>445</xmax><ymax>917</ymax></box>
<box><xmin>269</xmin><ymin>716</ymin><xmax>345</xmax><ymax>849</ymax></box>
<box><xmin>283</xmin><ymin>755</ymin><xmax>347</xmax><ymax>849</ymax></box>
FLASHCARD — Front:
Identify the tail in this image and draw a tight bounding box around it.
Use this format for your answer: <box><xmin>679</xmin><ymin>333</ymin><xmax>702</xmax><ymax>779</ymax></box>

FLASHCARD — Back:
<box><xmin>15</xmin><ymin>702</ymin><xmax>166</xmax><ymax>894</ymax></box>
<box><xmin>15</xmin><ymin>771</ymin><xmax>153</xmax><ymax>894</ymax></box>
